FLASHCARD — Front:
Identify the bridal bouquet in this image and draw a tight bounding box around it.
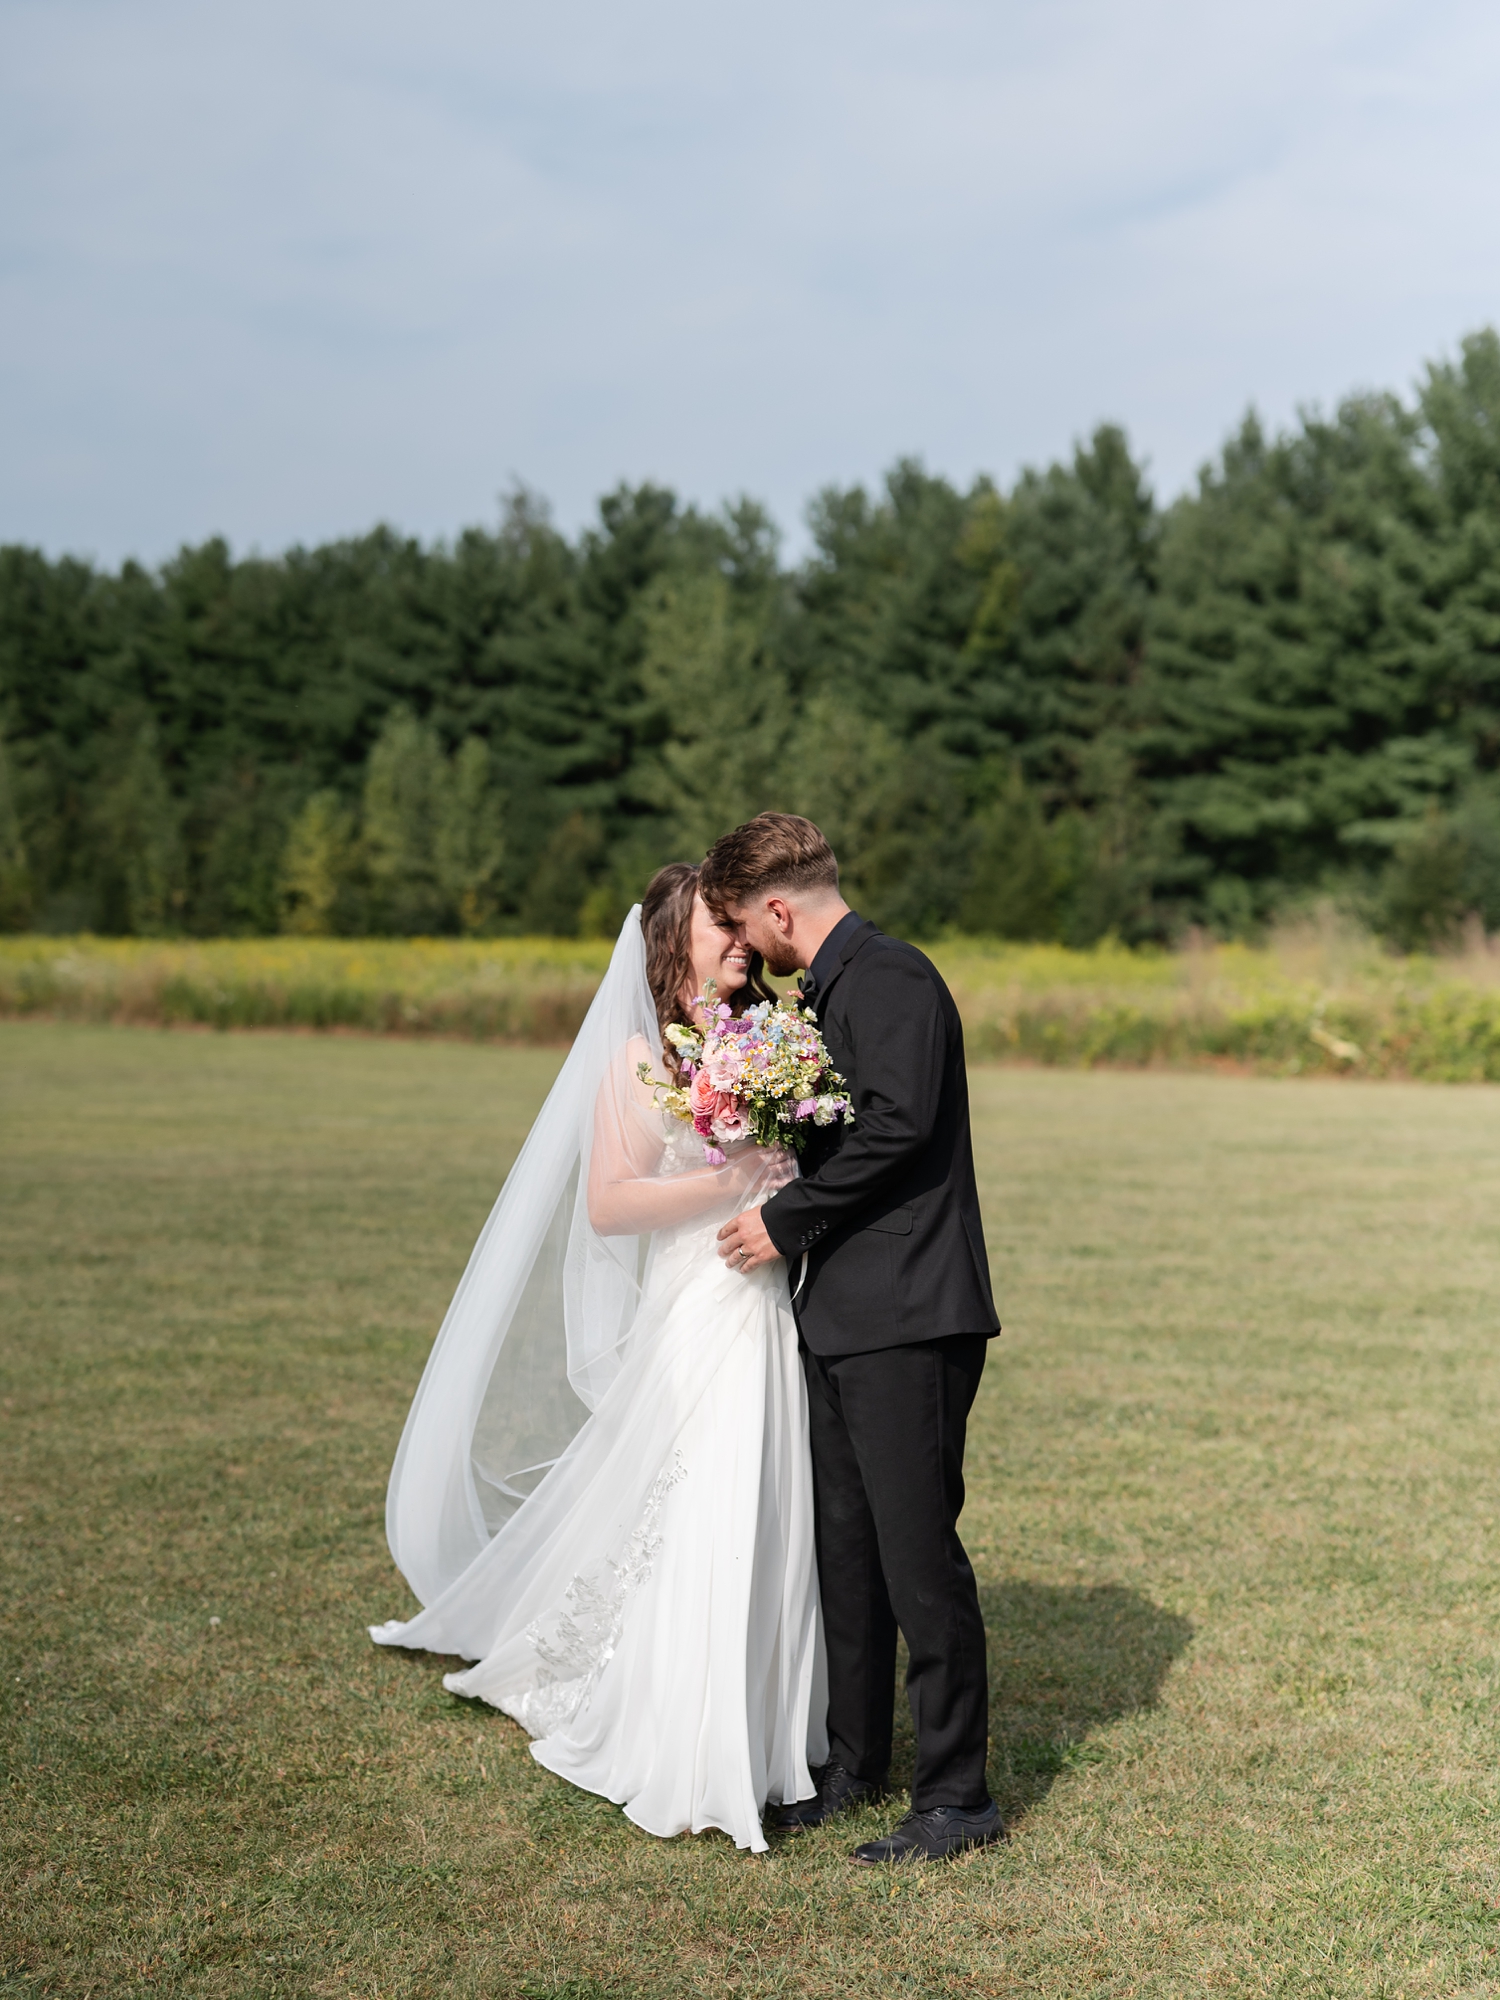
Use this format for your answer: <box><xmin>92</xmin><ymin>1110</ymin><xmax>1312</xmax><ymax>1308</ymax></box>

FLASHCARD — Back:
<box><xmin>640</xmin><ymin>985</ymin><xmax>854</xmax><ymax>1164</ymax></box>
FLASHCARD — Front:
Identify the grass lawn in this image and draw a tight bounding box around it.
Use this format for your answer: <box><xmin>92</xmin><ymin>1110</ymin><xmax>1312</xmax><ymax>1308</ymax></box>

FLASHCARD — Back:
<box><xmin>4</xmin><ymin>1025</ymin><xmax>1500</xmax><ymax>1997</ymax></box>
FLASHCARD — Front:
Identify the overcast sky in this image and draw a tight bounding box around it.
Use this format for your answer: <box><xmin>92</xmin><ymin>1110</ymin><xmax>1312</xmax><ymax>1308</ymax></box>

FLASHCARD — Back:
<box><xmin>3</xmin><ymin>0</ymin><xmax>1499</xmax><ymax>567</ymax></box>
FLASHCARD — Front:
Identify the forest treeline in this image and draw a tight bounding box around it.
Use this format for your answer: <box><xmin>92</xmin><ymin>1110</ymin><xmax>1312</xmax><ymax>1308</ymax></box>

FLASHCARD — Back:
<box><xmin>4</xmin><ymin>330</ymin><xmax>1500</xmax><ymax>948</ymax></box>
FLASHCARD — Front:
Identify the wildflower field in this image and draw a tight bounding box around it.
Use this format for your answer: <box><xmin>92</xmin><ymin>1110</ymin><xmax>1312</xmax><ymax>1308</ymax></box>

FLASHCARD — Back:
<box><xmin>6</xmin><ymin>926</ymin><xmax>1500</xmax><ymax>1080</ymax></box>
<box><xmin>941</xmin><ymin>929</ymin><xmax>1500</xmax><ymax>1080</ymax></box>
<box><xmin>0</xmin><ymin>936</ymin><xmax>613</xmax><ymax>1044</ymax></box>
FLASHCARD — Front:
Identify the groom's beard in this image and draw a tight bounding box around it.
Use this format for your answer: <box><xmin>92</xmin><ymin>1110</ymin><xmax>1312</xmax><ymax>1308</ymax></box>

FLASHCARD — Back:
<box><xmin>756</xmin><ymin>939</ymin><xmax>803</xmax><ymax>979</ymax></box>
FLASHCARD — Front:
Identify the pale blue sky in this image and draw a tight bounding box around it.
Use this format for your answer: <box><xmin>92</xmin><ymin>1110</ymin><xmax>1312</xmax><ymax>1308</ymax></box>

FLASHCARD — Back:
<box><xmin>3</xmin><ymin>0</ymin><xmax>1499</xmax><ymax>565</ymax></box>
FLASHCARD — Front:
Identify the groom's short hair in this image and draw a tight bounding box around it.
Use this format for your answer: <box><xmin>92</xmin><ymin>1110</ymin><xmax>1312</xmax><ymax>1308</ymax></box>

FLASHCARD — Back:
<box><xmin>700</xmin><ymin>813</ymin><xmax>840</xmax><ymax>909</ymax></box>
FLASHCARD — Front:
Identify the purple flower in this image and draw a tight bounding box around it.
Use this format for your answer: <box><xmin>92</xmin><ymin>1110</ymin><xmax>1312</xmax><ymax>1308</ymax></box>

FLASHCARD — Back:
<box><xmin>704</xmin><ymin>1145</ymin><xmax>726</xmax><ymax>1165</ymax></box>
<box><xmin>795</xmin><ymin>1098</ymin><xmax>817</xmax><ymax>1120</ymax></box>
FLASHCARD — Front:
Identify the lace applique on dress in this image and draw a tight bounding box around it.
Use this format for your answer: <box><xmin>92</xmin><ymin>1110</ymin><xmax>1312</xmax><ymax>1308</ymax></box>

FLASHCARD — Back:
<box><xmin>657</xmin><ymin>1116</ymin><xmax>704</xmax><ymax>1176</ymax></box>
<box><xmin>502</xmin><ymin>1451</ymin><xmax>688</xmax><ymax>1738</ymax></box>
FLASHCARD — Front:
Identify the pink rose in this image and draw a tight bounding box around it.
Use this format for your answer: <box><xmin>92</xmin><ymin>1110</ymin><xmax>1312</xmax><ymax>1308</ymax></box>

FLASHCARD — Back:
<box><xmin>691</xmin><ymin>1067</ymin><xmax>746</xmax><ymax>1144</ymax></box>
<box><xmin>715</xmin><ymin>1099</ymin><xmax>749</xmax><ymax>1141</ymax></box>
<box><xmin>706</xmin><ymin>1048</ymin><xmax>743</xmax><ymax>1091</ymax></box>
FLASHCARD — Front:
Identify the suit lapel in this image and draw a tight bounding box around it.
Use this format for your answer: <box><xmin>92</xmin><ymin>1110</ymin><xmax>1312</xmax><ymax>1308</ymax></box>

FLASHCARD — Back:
<box><xmin>810</xmin><ymin>920</ymin><xmax>879</xmax><ymax>1015</ymax></box>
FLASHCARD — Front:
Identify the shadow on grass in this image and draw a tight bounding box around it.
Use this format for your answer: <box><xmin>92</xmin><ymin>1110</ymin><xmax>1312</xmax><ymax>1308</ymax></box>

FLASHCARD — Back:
<box><xmin>891</xmin><ymin>1580</ymin><xmax>1193</xmax><ymax>1821</ymax></box>
<box><xmin>397</xmin><ymin>1579</ymin><xmax>1191</xmax><ymax>1836</ymax></box>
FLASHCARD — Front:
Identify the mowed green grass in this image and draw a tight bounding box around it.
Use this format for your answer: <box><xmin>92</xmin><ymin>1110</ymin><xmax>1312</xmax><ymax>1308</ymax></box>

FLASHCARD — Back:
<box><xmin>4</xmin><ymin>1028</ymin><xmax>1500</xmax><ymax>1998</ymax></box>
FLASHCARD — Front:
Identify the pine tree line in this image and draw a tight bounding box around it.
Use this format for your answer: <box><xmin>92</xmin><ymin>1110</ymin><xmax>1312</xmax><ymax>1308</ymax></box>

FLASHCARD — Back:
<box><xmin>4</xmin><ymin>332</ymin><xmax>1500</xmax><ymax>947</ymax></box>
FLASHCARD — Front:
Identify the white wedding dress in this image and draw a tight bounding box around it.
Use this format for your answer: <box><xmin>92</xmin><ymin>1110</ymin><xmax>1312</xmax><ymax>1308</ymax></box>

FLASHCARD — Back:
<box><xmin>369</xmin><ymin>910</ymin><xmax>826</xmax><ymax>1853</ymax></box>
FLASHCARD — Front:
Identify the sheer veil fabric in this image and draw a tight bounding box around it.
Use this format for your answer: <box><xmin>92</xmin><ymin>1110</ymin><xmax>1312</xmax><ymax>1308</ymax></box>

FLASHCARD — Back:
<box><xmin>370</xmin><ymin>907</ymin><xmax>826</xmax><ymax>1851</ymax></box>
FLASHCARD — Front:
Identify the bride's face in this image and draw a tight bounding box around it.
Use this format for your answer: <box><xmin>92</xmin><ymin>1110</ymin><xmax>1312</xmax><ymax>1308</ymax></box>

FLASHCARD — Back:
<box><xmin>685</xmin><ymin>892</ymin><xmax>750</xmax><ymax>1008</ymax></box>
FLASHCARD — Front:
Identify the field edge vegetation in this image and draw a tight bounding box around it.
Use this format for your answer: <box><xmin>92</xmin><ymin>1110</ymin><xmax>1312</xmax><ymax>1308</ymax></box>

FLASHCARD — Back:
<box><xmin>6</xmin><ymin>923</ymin><xmax>1500</xmax><ymax>1080</ymax></box>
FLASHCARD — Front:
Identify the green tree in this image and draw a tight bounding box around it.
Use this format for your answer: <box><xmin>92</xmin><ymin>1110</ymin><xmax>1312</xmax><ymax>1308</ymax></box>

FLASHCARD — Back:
<box><xmin>194</xmin><ymin>768</ymin><xmax>300</xmax><ymax>936</ymax></box>
<box><xmin>1378</xmin><ymin>809</ymin><xmax>1468</xmax><ymax>951</ymax></box>
<box><xmin>0</xmin><ymin>730</ymin><xmax>31</xmax><ymax>931</ymax></box>
<box><xmin>960</xmin><ymin>427</ymin><xmax>1156</xmax><ymax>809</ymax></box>
<box><xmin>97</xmin><ymin>722</ymin><xmax>185</xmax><ymax>934</ymax></box>
<box><xmin>1452</xmin><ymin>780</ymin><xmax>1500</xmax><ymax>930</ymax></box>
<box><xmin>960</xmin><ymin>770</ymin><xmax>1063</xmax><ymax>939</ymax></box>
<box><xmin>780</xmin><ymin>464</ymin><xmax>1004</xmax><ymax>933</ymax></box>
<box><xmin>519</xmin><ymin>812</ymin><xmax>606</xmax><ymax>936</ymax></box>
<box><xmin>278</xmin><ymin>792</ymin><xmax>356</xmax><ymax>936</ymax></box>
<box><xmin>362</xmin><ymin>709</ymin><xmax>447</xmax><ymax>934</ymax></box>
<box><xmin>8</xmin><ymin>332</ymin><xmax>1500</xmax><ymax>947</ymax></box>
<box><xmin>436</xmin><ymin>737</ymin><xmax>506</xmax><ymax>935</ymax></box>
<box><xmin>1136</xmin><ymin>375</ymin><xmax>1486</xmax><ymax>932</ymax></box>
<box><xmin>1376</xmin><ymin>779</ymin><xmax>1500</xmax><ymax>947</ymax></box>
<box><xmin>634</xmin><ymin>572</ymin><xmax>789</xmax><ymax>860</ymax></box>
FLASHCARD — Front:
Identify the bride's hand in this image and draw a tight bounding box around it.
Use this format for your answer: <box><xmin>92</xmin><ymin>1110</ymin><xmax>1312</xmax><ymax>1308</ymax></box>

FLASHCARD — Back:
<box><xmin>757</xmin><ymin>1144</ymin><xmax>797</xmax><ymax>1193</ymax></box>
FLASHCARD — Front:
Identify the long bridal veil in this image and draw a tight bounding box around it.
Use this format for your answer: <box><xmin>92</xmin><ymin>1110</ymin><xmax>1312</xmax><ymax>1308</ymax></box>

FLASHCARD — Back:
<box><xmin>381</xmin><ymin>904</ymin><xmax>757</xmax><ymax>1612</ymax></box>
<box><xmin>374</xmin><ymin>905</ymin><xmax>827</xmax><ymax>1842</ymax></box>
<box><xmin>384</xmin><ymin>907</ymin><xmax>650</xmax><ymax>1606</ymax></box>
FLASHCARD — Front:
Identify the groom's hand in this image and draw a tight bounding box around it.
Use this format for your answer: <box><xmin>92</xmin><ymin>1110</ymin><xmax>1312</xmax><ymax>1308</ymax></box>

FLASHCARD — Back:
<box><xmin>717</xmin><ymin>1205</ymin><xmax>780</xmax><ymax>1274</ymax></box>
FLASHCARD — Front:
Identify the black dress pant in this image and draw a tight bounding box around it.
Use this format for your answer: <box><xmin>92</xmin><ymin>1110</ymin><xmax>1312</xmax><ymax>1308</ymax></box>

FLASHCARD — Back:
<box><xmin>802</xmin><ymin>1333</ymin><xmax>990</xmax><ymax>1812</ymax></box>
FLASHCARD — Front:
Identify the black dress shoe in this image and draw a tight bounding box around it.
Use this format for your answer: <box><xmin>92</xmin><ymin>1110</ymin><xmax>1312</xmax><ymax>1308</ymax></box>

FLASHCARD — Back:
<box><xmin>774</xmin><ymin>1761</ymin><xmax>888</xmax><ymax>1833</ymax></box>
<box><xmin>851</xmin><ymin>1799</ymin><xmax>1004</xmax><ymax>1864</ymax></box>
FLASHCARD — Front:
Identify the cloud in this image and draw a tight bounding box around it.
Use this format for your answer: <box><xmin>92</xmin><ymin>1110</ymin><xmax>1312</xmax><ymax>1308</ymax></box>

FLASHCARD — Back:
<box><xmin>2</xmin><ymin>0</ymin><xmax>1498</xmax><ymax>563</ymax></box>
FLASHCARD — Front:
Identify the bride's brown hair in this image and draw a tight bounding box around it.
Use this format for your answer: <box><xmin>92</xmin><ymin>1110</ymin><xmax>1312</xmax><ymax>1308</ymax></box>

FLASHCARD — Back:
<box><xmin>640</xmin><ymin>863</ymin><xmax>776</xmax><ymax>1072</ymax></box>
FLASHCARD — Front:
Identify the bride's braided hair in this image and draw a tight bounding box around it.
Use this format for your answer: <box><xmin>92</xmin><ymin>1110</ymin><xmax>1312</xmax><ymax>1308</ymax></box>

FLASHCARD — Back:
<box><xmin>640</xmin><ymin>862</ymin><xmax>776</xmax><ymax>1078</ymax></box>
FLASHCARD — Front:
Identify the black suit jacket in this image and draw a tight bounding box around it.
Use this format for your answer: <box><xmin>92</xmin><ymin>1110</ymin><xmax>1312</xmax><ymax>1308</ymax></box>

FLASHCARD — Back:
<box><xmin>760</xmin><ymin>920</ymin><xmax>1000</xmax><ymax>1357</ymax></box>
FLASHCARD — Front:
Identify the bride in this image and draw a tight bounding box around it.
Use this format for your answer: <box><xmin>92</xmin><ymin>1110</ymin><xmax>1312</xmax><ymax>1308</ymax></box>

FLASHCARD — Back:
<box><xmin>369</xmin><ymin>863</ymin><xmax>826</xmax><ymax>1852</ymax></box>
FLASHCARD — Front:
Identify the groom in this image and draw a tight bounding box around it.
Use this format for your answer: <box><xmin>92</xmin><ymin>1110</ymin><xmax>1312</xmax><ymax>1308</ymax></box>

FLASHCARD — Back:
<box><xmin>701</xmin><ymin>813</ymin><xmax>1002</xmax><ymax>1864</ymax></box>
